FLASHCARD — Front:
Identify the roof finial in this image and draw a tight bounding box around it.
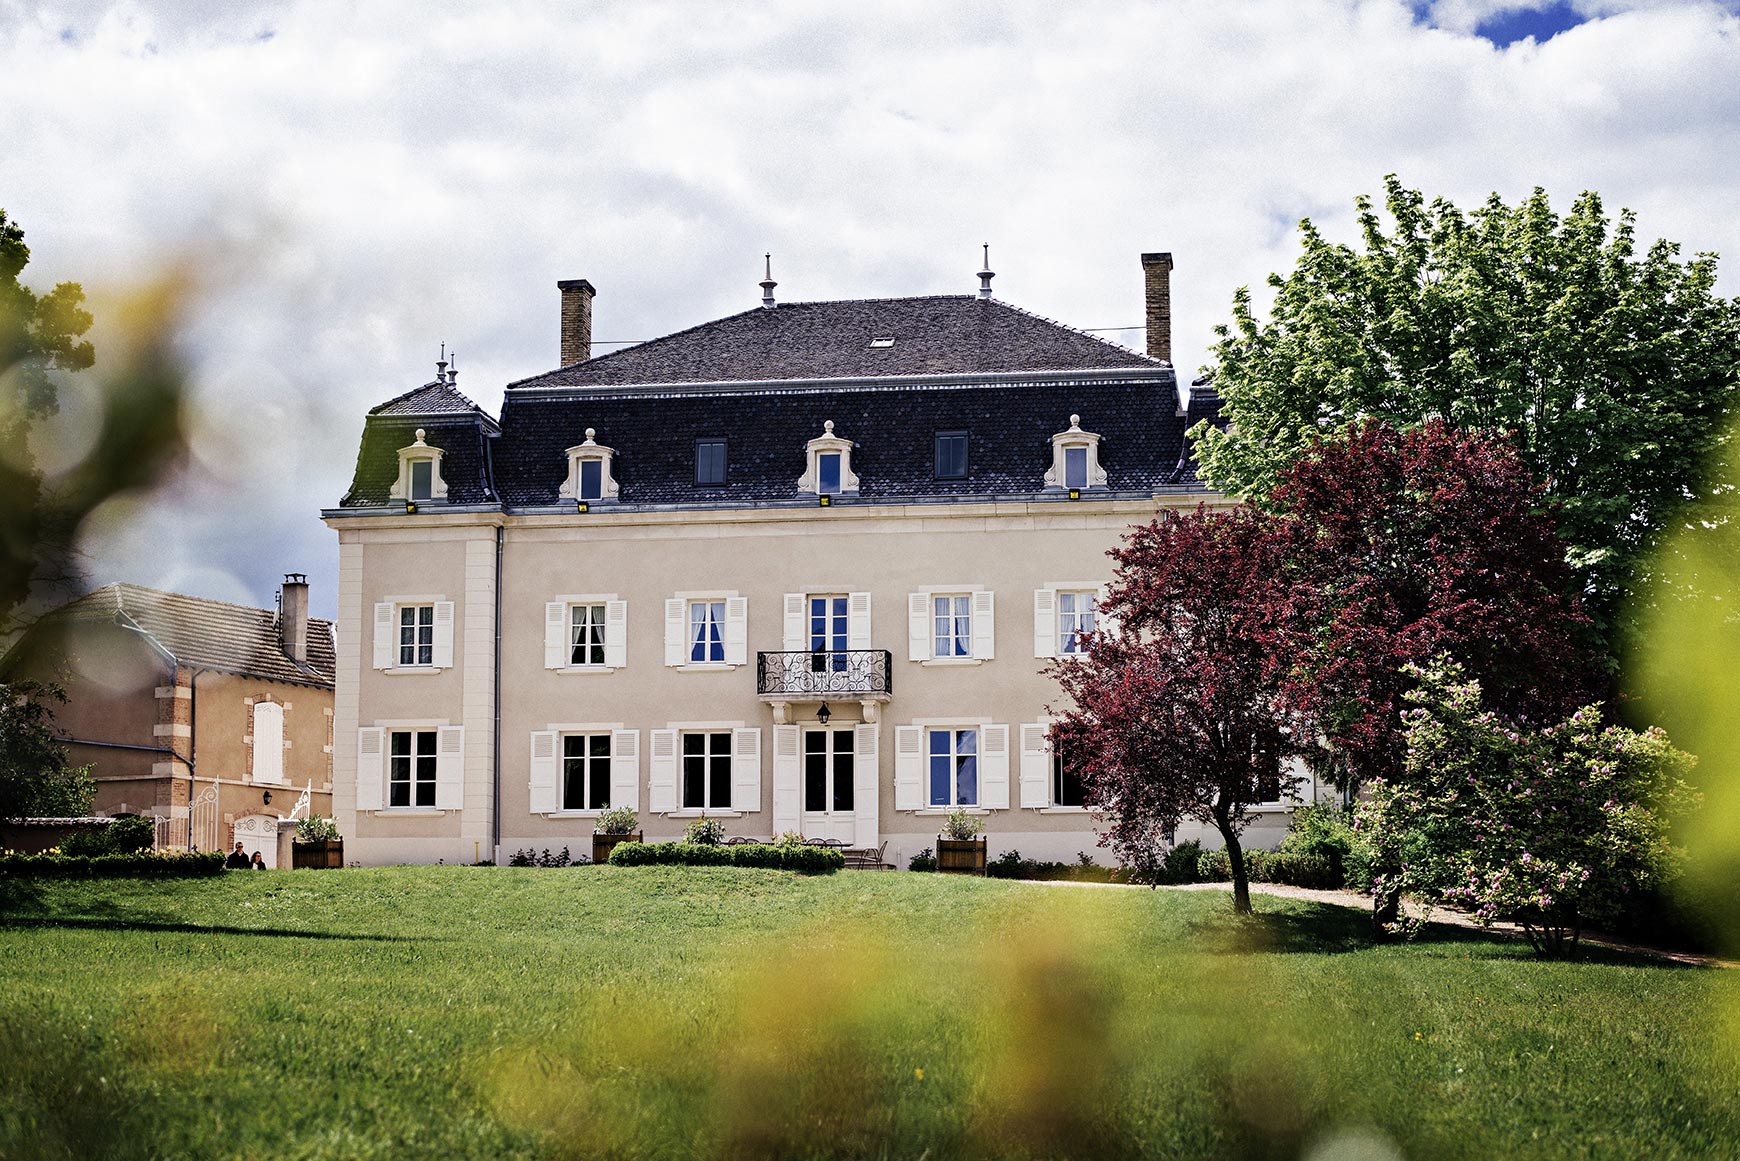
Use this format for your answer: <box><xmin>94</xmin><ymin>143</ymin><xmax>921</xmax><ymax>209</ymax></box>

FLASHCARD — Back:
<box><xmin>435</xmin><ymin>342</ymin><xmax>448</xmax><ymax>382</ymax></box>
<box><xmin>978</xmin><ymin>243</ymin><xmax>995</xmax><ymax>299</ymax></box>
<box><xmin>760</xmin><ymin>253</ymin><xmax>777</xmax><ymax>309</ymax></box>
<box><xmin>446</xmin><ymin>351</ymin><xmax>457</xmax><ymax>386</ymax></box>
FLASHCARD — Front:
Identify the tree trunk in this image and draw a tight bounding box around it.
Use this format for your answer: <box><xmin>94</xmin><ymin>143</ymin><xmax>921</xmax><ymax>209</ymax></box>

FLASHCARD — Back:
<box><xmin>1373</xmin><ymin>885</ymin><xmax>1401</xmax><ymax>938</ymax></box>
<box><xmin>1216</xmin><ymin>811</ymin><xmax>1252</xmax><ymax>915</ymax></box>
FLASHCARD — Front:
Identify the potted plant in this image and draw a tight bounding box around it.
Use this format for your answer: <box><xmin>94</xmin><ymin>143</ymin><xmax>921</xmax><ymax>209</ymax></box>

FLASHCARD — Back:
<box><xmin>592</xmin><ymin>807</ymin><xmax>641</xmax><ymax>865</ymax></box>
<box><xmin>292</xmin><ymin>815</ymin><xmax>344</xmax><ymax>869</ymax></box>
<box><xmin>935</xmin><ymin>809</ymin><xmax>987</xmax><ymax>875</ymax></box>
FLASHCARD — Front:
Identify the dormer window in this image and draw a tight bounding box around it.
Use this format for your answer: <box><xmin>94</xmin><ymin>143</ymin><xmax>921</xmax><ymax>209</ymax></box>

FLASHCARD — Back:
<box><xmin>797</xmin><ymin>420</ymin><xmax>859</xmax><ymax>497</ymax></box>
<box><xmin>560</xmin><ymin>428</ymin><xmax>619</xmax><ymax>504</ymax></box>
<box><xmin>390</xmin><ymin>429</ymin><xmax>448</xmax><ymax>504</ymax></box>
<box><xmin>1045</xmin><ymin>414</ymin><xmax>1108</xmax><ymax>492</ymax></box>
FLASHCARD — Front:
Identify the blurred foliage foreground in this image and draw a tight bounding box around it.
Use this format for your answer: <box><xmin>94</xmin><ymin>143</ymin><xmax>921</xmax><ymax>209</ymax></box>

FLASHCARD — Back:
<box><xmin>2</xmin><ymin>868</ymin><xmax>1734</xmax><ymax>1161</ymax></box>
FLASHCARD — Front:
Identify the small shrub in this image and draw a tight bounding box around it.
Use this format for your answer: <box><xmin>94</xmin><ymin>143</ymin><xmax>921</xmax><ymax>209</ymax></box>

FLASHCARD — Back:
<box><xmin>606</xmin><ymin>842</ymin><xmax>842</xmax><ymax>875</ymax></box>
<box><xmin>508</xmin><ymin>848</ymin><xmax>535</xmax><ymax>867</ymax></box>
<box><xmin>773</xmin><ymin>831</ymin><xmax>807</xmax><ymax>850</ymax></box>
<box><xmin>296</xmin><ymin>815</ymin><xmax>341</xmax><ymax>843</ymax></box>
<box><xmin>908</xmin><ymin>847</ymin><xmax>937</xmax><ymax>872</ymax></box>
<box><xmin>684</xmin><ymin>817</ymin><xmax>726</xmax><ymax>846</ymax></box>
<box><xmin>1196</xmin><ymin>849</ymin><xmax>1230</xmax><ymax>881</ymax></box>
<box><xmin>1276</xmin><ymin>802</ymin><xmax>1355</xmax><ymax>887</ymax></box>
<box><xmin>105</xmin><ymin>815</ymin><xmax>155</xmax><ymax>853</ymax></box>
<box><xmin>987</xmin><ymin>849</ymin><xmax>1026</xmax><ymax>878</ymax></box>
<box><xmin>940</xmin><ymin>810</ymin><xmax>983</xmax><ymax>841</ymax></box>
<box><xmin>535</xmin><ymin>846</ymin><xmax>572</xmax><ymax>868</ymax></box>
<box><xmin>594</xmin><ymin>807</ymin><xmax>638</xmax><ymax>835</ymax></box>
<box><xmin>1262</xmin><ymin>852</ymin><xmax>1341</xmax><ymax>890</ymax></box>
<box><xmin>1157</xmin><ymin>839</ymin><xmax>1204</xmax><ymax>884</ymax></box>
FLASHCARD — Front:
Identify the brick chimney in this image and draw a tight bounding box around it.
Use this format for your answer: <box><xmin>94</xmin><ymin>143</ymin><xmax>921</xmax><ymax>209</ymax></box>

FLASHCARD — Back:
<box><xmin>558</xmin><ymin>278</ymin><xmax>596</xmax><ymax>366</ymax></box>
<box><xmin>1141</xmin><ymin>252</ymin><xmax>1173</xmax><ymax>363</ymax></box>
<box><xmin>280</xmin><ymin>574</ymin><xmax>309</xmax><ymax>665</ymax></box>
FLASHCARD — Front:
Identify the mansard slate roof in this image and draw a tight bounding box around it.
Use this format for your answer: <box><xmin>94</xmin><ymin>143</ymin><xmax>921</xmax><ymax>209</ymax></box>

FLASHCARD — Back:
<box><xmin>510</xmin><ymin>296</ymin><xmax>1162</xmax><ymax>389</ymax></box>
<box><xmin>344</xmin><ymin>380</ymin><xmax>499</xmax><ymax>507</ymax></box>
<box><xmin>27</xmin><ymin>584</ymin><xmax>336</xmax><ymax>687</ymax></box>
<box><xmin>339</xmin><ymin>294</ymin><xmax>1220</xmax><ymax>510</ymax></box>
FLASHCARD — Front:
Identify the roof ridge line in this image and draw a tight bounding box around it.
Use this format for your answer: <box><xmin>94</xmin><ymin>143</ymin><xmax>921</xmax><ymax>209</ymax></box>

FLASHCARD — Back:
<box><xmin>986</xmin><ymin>298</ymin><xmax>1167</xmax><ymax>365</ymax></box>
<box><xmin>100</xmin><ymin>582</ymin><xmax>336</xmax><ymax>626</ymax></box>
<box><xmin>367</xmin><ymin>379</ymin><xmax>492</xmax><ymax>418</ymax></box>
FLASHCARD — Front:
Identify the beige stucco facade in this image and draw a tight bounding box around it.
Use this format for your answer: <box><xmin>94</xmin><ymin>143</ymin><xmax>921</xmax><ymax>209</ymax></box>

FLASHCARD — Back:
<box><xmin>328</xmin><ymin>489</ymin><xmax>1310</xmax><ymax>868</ymax></box>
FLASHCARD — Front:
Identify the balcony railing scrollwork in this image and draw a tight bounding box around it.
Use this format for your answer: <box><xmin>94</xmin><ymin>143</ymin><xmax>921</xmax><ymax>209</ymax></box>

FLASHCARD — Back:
<box><xmin>756</xmin><ymin>650</ymin><xmax>893</xmax><ymax>699</ymax></box>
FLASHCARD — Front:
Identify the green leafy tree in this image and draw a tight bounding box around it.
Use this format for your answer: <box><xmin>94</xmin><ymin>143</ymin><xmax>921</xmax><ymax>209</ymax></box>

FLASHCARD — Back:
<box><xmin>1359</xmin><ymin>660</ymin><xmax>1695</xmax><ymax>957</ymax></box>
<box><xmin>1192</xmin><ymin>177</ymin><xmax>1740</xmax><ymax>649</ymax></box>
<box><xmin>0</xmin><ymin>679</ymin><xmax>95</xmax><ymax>819</ymax></box>
<box><xmin>0</xmin><ymin>208</ymin><xmax>188</xmax><ymax>637</ymax></box>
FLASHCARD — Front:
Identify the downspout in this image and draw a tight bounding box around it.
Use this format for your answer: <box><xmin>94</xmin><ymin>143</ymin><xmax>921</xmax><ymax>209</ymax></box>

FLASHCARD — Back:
<box><xmin>492</xmin><ymin>522</ymin><xmax>503</xmax><ymax>862</ymax></box>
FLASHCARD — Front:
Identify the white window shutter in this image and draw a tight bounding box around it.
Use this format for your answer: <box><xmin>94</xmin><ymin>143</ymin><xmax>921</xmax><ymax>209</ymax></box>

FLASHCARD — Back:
<box><xmin>1096</xmin><ymin>585</ymin><xmax>1119</xmax><ymax>640</ymax></box>
<box><xmin>663</xmin><ymin>599</ymin><xmax>685</xmax><ymax>667</ymax></box>
<box><xmin>894</xmin><ymin>726</ymin><xmax>923</xmax><ymax>811</ymax></box>
<box><xmin>356</xmin><ymin>727</ymin><xmax>385</xmax><ymax>811</ymax></box>
<box><xmin>649</xmin><ymin>729</ymin><xmax>678</xmax><ymax>812</ymax></box>
<box><xmin>544</xmin><ymin>602</ymin><xmax>567</xmax><ymax>669</ymax></box>
<box><xmin>725</xmin><ymin>597</ymin><xmax>749</xmax><ymax>665</ymax></box>
<box><xmin>1033</xmin><ymin>588</ymin><xmax>1057</xmax><ymax>659</ymax></box>
<box><xmin>772</xmin><ymin>725</ymin><xmax>801</xmax><ymax>834</ymax></box>
<box><xmin>529</xmin><ymin>730</ymin><xmax>558</xmax><ymax>814</ymax></box>
<box><xmin>432</xmin><ymin>601</ymin><xmax>455</xmax><ymax>668</ymax></box>
<box><xmin>605</xmin><ymin>600</ymin><xmax>628</xmax><ymax>669</ymax></box>
<box><xmin>610</xmin><ymin>729</ymin><xmax>640</xmax><ymax>811</ymax></box>
<box><xmin>783</xmin><ymin>593</ymin><xmax>806</xmax><ymax>651</ymax></box>
<box><xmin>848</xmin><ymin>592</ymin><xmax>872</xmax><ymax>651</ymax></box>
<box><xmin>853</xmin><ymin>723</ymin><xmax>880</xmax><ymax>849</ymax></box>
<box><xmin>435</xmin><ymin>725</ymin><xmax>464</xmax><ymax>810</ymax></box>
<box><xmin>251</xmin><ymin>702</ymin><xmax>284</xmax><ymax>784</ymax></box>
<box><xmin>732</xmin><ymin>727</ymin><xmax>762</xmax><ymax>812</ymax></box>
<box><xmin>972</xmin><ymin>590</ymin><xmax>996</xmax><ymax>660</ymax></box>
<box><xmin>1019</xmin><ymin>723</ymin><xmax>1051</xmax><ymax>808</ymax></box>
<box><xmin>907</xmin><ymin>592</ymin><xmax>929</xmax><ymax>661</ymax></box>
<box><xmin>980</xmin><ymin>723</ymin><xmax>1011</xmax><ymax>809</ymax></box>
<box><xmin>372</xmin><ymin>603</ymin><xmax>394</xmax><ymax>669</ymax></box>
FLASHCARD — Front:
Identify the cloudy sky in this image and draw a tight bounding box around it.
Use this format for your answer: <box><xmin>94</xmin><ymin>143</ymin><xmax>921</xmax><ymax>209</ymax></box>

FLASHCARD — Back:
<box><xmin>2</xmin><ymin>0</ymin><xmax>1738</xmax><ymax>619</ymax></box>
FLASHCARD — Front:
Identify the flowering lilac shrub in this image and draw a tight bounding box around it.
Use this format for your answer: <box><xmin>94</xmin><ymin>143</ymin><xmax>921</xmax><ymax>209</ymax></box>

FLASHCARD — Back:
<box><xmin>1356</xmin><ymin>661</ymin><xmax>1696</xmax><ymax>956</ymax></box>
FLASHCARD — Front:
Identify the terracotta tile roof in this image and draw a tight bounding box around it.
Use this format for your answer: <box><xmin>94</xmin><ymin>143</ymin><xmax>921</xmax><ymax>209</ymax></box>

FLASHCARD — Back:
<box><xmin>41</xmin><ymin>584</ymin><xmax>335</xmax><ymax>688</ymax></box>
<box><xmin>509</xmin><ymin>296</ymin><xmax>1163</xmax><ymax>389</ymax></box>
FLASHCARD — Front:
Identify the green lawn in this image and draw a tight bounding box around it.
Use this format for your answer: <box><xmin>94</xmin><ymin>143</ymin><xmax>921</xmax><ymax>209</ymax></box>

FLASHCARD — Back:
<box><xmin>0</xmin><ymin>868</ymin><xmax>1734</xmax><ymax>1160</ymax></box>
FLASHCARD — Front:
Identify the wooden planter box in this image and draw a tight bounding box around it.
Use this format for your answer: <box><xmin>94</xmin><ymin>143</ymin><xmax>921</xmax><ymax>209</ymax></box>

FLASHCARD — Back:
<box><xmin>936</xmin><ymin>836</ymin><xmax>987</xmax><ymax>875</ymax></box>
<box><xmin>593</xmin><ymin>832</ymin><xmax>642</xmax><ymax>865</ymax></box>
<box><xmin>292</xmin><ymin>839</ymin><xmax>344</xmax><ymax>869</ymax></box>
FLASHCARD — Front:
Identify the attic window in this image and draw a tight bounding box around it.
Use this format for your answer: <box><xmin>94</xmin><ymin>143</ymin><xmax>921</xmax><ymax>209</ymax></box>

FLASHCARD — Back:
<box><xmin>797</xmin><ymin>420</ymin><xmax>860</xmax><ymax>497</ymax></box>
<box><xmin>390</xmin><ymin>429</ymin><xmax>448</xmax><ymax>504</ymax></box>
<box><xmin>560</xmin><ymin>428</ymin><xmax>620</xmax><ymax>504</ymax></box>
<box><xmin>868</xmin><ymin>336</ymin><xmax>895</xmax><ymax>349</ymax></box>
<box><xmin>1045</xmin><ymin>414</ymin><xmax>1108</xmax><ymax>493</ymax></box>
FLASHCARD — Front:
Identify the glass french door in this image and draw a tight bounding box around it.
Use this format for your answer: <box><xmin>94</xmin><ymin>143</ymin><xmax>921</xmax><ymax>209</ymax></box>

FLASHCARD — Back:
<box><xmin>809</xmin><ymin>595</ymin><xmax>848</xmax><ymax>672</ymax></box>
<box><xmin>802</xmin><ymin>727</ymin><xmax>856</xmax><ymax>842</ymax></box>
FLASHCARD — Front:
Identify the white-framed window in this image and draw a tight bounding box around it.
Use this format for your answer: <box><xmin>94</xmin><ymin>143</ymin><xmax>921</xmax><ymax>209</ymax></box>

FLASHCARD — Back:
<box><xmin>372</xmin><ymin>599</ymin><xmax>454</xmax><ymax>671</ymax></box>
<box><xmin>664</xmin><ymin>594</ymin><xmax>747</xmax><ymax>668</ymax></box>
<box><xmin>390</xmin><ymin>429</ymin><xmax>448</xmax><ymax>504</ymax></box>
<box><xmin>1044</xmin><ymin>414</ymin><xmax>1108</xmax><ymax>492</ymax></box>
<box><xmin>562</xmin><ymin>733</ymin><xmax>613</xmax><ymax>812</ymax></box>
<box><xmin>388</xmin><ymin>728</ymin><xmax>439</xmax><ymax>808</ymax></box>
<box><xmin>250</xmin><ymin>701</ymin><xmax>284</xmax><ymax>784</ymax></box>
<box><xmin>781</xmin><ymin>591</ymin><xmax>872</xmax><ymax>667</ymax></box>
<box><xmin>545</xmin><ymin>598</ymin><xmax>627</xmax><ymax>671</ymax></box>
<box><xmin>648</xmin><ymin>726</ymin><xmax>759</xmax><ymax>814</ymax></box>
<box><xmin>907</xmin><ymin>588</ymin><xmax>995</xmax><ymax>663</ymax></box>
<box><xmin>682</xmin><ymin>731</ymin><xmax>734</xmax><ymax>810</ymax></box>
<box><xmin>356</xmin><ymin>723</ymin><xmax>463</xmax><ymax>812</ymax></box>
<box><xmin>796</xmin><ymin>420</ymin><xmax>860</xmax><ymax>496</ymax></box>
<box><xmin>1053</xmin><ymin>750</ymin><xmax>1086</xmax><ymax>807</ymax></box>
<box><xmin>529</xmin><ymin>726</ymin><xmax>640</xmax><ymax>815</ymax></box>
<box><xmin>803</xmin><ymin>727</ymin><xmax>856</xmax><ymax>813</ymax></box>
<box><xmin>559</xmin><ymin>428</ymin><xmax>619</xmax><ymax>503</ymax></box>
<box><xmin>928</xmin><ymin>728</ymin><xmax>977</xmax><ymax>807</ymax></box>
<box><xmin>1033</xmin><ymin>585</ymin><xmax>1112</xmax><ymax>658</ymax></box>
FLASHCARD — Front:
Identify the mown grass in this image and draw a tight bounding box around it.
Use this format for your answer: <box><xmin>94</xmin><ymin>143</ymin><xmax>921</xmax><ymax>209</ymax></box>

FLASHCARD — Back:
<box><xmin>0</xmin><ymin>868</ymin><xmax>1734</xmax><ymax>1160</ymax></box>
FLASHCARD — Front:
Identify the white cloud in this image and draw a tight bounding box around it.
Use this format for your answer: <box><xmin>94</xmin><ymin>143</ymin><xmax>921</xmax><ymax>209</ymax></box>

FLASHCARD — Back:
<box><xmin>2</xmin><ymin>0</ymin><xmax>1738</xmax><ymax>616</ymax></box>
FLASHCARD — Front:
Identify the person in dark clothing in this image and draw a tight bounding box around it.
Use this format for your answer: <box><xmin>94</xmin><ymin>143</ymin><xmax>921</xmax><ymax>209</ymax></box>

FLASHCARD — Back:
<box><xmin>250</xmin><ymin>852</ymin><xmax>266</xmax><ymax>870</ymax></box>
<box><xmin>224</xmin><ymin>842</ymin><xmax>250</xmax><ymax>870</ymax></box>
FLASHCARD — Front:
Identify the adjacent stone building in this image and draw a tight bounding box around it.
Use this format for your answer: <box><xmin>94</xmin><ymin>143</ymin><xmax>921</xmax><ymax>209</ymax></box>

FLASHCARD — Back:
<box><xmin>0</xmin><ymin>579</ymin><xmax>336</xmax><ymax>864</ymax></box>
<box><xmin>326</xmin><ymin>254</ymin><xmax>1307</xmax><ymax>867</ymax></box>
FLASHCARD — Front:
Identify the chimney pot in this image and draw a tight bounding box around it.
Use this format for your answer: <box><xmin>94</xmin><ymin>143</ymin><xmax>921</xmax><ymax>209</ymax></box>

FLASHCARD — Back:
<box><xmin>280</xmin><ymin>574</ymin><xmax>310</xmax><ymax>665</ymax></box>
<box><xmin>1140</xmin><ymin>251</ymin><xmax>1174</xmax><ymax>363</ymax></box>
<box><xmin>558</xmin><ymin>278</ymin><xmax>596</xmax><ymax>366</ymax></box>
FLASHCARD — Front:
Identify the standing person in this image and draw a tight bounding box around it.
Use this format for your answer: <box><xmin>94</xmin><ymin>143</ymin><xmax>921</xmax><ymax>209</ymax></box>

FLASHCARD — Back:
<box><xmin>224</xmin><ymin>842</ymin><xmax>250</xmax><ymax>870</ymax></box>
<box><xmin>250</xmin><ymin>852</ymin><xmax>266</xmax><ymax>870</ymax></box>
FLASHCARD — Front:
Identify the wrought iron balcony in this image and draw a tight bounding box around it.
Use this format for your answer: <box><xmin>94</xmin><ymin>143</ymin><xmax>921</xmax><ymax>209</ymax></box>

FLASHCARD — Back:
<box><xmin>756</xmin><ymin>650</ymin><xmax>893</xmax><ymax>700</ymax></box>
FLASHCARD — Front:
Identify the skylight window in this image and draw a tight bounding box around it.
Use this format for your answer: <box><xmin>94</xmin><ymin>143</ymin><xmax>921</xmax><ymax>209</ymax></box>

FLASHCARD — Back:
<box><xmin>868</xmin><ymin>336</ymin><xmax>895</xmax><ymax>349</ymax></box>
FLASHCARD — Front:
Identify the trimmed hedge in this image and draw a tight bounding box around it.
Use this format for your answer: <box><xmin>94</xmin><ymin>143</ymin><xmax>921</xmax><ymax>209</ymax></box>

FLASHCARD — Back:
<box><xmin>606</xmin><ymin>842</ymin><xmax>843</xmax><ymax>875</ymax></box>
<box><xmin>0</xmin><ymin>850</ymin><xmax>226</xmax><ymax>878</ymax></box>
<box><xmin>1193</xmin><ymin>848</ymin><xmax>1342</xmax><ymax>890</ymax></box>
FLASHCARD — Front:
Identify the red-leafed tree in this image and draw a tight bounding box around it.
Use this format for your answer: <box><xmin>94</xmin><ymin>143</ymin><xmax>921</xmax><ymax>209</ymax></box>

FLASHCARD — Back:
<box><xmin>1049</xmin><ymin>505</ymin><xmax>1298</xmax><ymax>914</ymax></box>
<box><xmin>1271</xmin><ymin>419</ymin><xmax>1598</xmax><ymax>791</ymax></box>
